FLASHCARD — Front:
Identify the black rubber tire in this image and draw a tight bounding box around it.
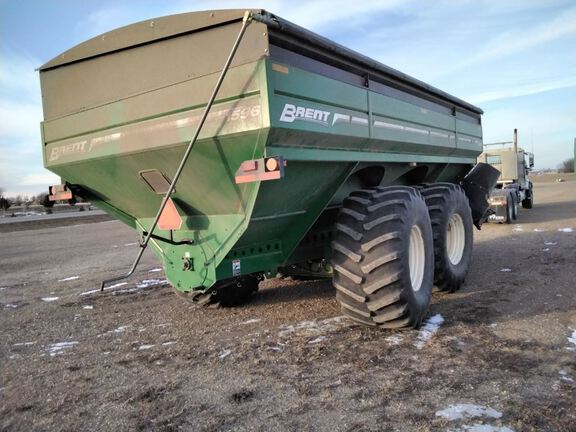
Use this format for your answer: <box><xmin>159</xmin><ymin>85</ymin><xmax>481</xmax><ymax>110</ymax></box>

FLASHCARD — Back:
<box><xmin>175</xmin><ymin>275</ymin><xmax>260</xmax><ymax>307</ymax></box>
<box><xmin>522</xmin><ymin>184</ymin><xmax>533</xmax><ymax>209</ymax></box>
<box><xmin>505</xmin><ymin>194</ymin><xmax>514</xmax><ymax>224</ymax></box>
<box><xmin>331</xmin><ymin>186</ymin><xmax>434</xmax><ymax>328</ymax></box>
<box><xmin>420</xmin><ymin>183</ymin><xmax>474</xmax><ymax>293</ymax></box>
<box><xmin>512</xmin><ymin>197</ymin><xmax>519</xmax><ymax>220</ymax></box>
<box><xmin>503</xmin><ymin>186</ymin><xmax>519</xmax><ymax>220</ymax></box>
<box><xmin>506</xmin><ymin>190</ymin><xmax>519</xmax><ymax>220</ymax></box>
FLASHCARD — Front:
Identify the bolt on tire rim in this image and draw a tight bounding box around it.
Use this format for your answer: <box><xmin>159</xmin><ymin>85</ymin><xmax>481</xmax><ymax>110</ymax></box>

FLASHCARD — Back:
<box><xmin>409</xmin><ymin>225</ymin><xmax>425</xmax><ymax>292</ymax></box>
<box><xmin>446</xmin><ymin>213</ymin><xmax>465</xmax><ymax>265</ymax></box>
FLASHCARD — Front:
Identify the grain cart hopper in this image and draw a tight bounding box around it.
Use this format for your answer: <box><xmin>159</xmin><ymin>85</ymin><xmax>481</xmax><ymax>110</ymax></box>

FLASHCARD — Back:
<box><xmin>39</xmin><ymin>9</ymin><xmax>498</xmax><ymax>328</ymax></box>
<box><xmin>478</xmin><ymin>129</ymin><xmax>534</xmax><ymax>223</ymax></box>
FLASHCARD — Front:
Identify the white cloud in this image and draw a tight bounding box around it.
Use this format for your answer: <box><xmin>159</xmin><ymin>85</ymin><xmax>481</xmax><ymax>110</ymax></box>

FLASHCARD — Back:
<box><xmin>0</xmin><ymin>52</ymin><xmax>43</xmax><ymax>143</ymax></box>
<box><xmin>20</xmin><ymin>173</ymin><xmax>60</xmax><ymax>186</ymax></box>
<box><xmin>458</xmin><ymin>6</ymin><xmax>576</xmax><ymax>68</ymax></box>
<box><xmin>168</xmin><ymin>0</ymin><xmax>411</xmax><ymax>31</ymax></box>
<box><xmin>0</xmin><ymin>54</ymin><xmax>41</xmax><ymax>101</ymax></box>
<box><xmin>468</xmin><ymin>76</ymin><xmax>576</xmax><ymax>104</ymax></box>
<box><xmin>75</xmin><ymin>7</ymin><xmax>154</xmax><ymax>37</ymax></box>
<box><xmin>482</xmin><ymin>102</ymin><xmax>575</xmax><ymax>169</ymax></box>
<box><xmin>0</xmin><ymin>52</ymin><xmax>47</xmax><ymax>194</ymax></box>
<box><xmin>0</xmin><ymin>100</ymin><xmax>43</xmax><ymax>142</ymax></box>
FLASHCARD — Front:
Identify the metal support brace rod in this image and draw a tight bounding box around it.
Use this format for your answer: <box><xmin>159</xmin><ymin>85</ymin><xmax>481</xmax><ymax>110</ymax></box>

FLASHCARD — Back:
<box><xmin>101</xmin><ymin>11</ymin><xmax>254</xmax><ymax>290</ymax></box>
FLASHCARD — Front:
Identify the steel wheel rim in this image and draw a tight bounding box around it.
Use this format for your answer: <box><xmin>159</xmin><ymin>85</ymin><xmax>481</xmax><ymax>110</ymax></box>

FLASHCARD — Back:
<box><xmin>409</xmin><ymin>225</ymin><xmax>425</xmax><ymax>292</ymax></box>
<box><xmin>446</xmin><ymin>213</ymin><xmax>465</xmax><ymax>265</ymax></box>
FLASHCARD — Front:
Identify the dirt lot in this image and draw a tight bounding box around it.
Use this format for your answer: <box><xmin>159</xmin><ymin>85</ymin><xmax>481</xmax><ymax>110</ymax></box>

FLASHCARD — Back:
<box><xmin>1</xmin><ymin>177</ymin><xmax>575</xmax><ymax>432</ymax></box>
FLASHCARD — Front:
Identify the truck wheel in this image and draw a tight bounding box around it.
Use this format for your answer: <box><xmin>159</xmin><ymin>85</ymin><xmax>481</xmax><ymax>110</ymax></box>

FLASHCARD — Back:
<box><xmin>175</xmin><ymin>275</ymin><xmax>260</xmax><ymax>307</ymax></box>
<box><xmin>508</xmin><ymin>191</ymin><xmax>519</xmax><ymax>220</ymax></box>
<box><xmin>503</xmin><ymin>186</ymin><xmax>519</xmax><ymax>219</ymax></box>
<box><xmin>331</xmin><ymin>186</ymin><xmax>434</xmax><ymax>328</ymax></box>
<box><xmin>505</xmin><ymin>195</ymin><xmax>514</xmax><ymax>224</ymax></box>
<box><xmin>512</xmin><ymin>197</ymin><xmax>519</xmax><ymax>220</ymax></box>
<box><xmin>522</xmin><ymin>183</ymin><xmax>533</xmax><ymax>209</ymax></box>
<box><xmin>420</xmin><ymin>183</ymin><xmax>473</xmax><ymax>293</ymax></box>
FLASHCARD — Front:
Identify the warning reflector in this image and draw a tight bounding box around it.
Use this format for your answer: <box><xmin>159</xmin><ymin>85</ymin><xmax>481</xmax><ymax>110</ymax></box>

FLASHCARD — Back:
<box><xmin>158</xmin><ymin>198</ymin><xmax>182</xmax><ymax>231</ymax></box>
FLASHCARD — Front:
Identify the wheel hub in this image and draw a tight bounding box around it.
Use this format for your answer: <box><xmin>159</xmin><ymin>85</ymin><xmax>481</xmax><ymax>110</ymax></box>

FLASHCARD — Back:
<box><xmin>446</xmin><ymin>213</ymin><xmax>465</xmax><ymax>265</ymax></box>
<box><xmin>409</xmin><ymin>225</ymin><xmax>425</xmax><ymax>292</ymax></box>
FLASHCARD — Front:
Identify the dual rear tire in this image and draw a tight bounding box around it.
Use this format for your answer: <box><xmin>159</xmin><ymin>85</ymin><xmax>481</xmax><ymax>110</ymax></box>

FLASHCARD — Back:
<box><xmin>331</xmin><ymin>184</ymin><xmax>473</xmax><ymax>328</ymax></box>
<box><xmin>420</xmin><ymin>183</ymin><xmax>474</xmax><ymax>293</ymax></box>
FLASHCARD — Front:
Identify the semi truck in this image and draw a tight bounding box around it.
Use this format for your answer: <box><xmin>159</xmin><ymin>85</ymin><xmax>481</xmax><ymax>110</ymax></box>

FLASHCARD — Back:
<box><xmin>478</xmin><ymin>129</ymin><xmax>534</xmax><ymax>223</ymax></box>
<box><xmin>39</xmin><ymin>9</ymin><xmax>498</xmax><ymax>328</ymax></box>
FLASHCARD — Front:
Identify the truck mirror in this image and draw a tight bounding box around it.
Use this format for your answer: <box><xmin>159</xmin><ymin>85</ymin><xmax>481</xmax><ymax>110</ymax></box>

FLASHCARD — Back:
<box><xmin>529</xmin><ymin>154</ymin><xmax>534</xmax><ymax>167</ymax></box>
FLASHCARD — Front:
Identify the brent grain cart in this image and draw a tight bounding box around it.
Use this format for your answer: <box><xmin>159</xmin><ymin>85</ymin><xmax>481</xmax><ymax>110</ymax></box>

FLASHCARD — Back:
<box><xmin>39</xmin><ymin>9</ymin><xmax>498</xmax><ymax>328</ymax></box>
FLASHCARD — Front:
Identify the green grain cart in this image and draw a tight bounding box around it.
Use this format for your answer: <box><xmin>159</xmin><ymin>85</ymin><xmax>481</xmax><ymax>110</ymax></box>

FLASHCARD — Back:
<box><xmin>39</xmin><ymin>9</ymin><xmax>498</xmax><ymax>328</ymax></box>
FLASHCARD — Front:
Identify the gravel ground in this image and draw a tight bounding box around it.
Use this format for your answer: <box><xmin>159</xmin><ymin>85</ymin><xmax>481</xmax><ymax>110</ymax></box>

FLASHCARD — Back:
<box><xmin>1</xmin><ymin>177</ymin><xmax>575</xmax><ymax>432</ymax></box>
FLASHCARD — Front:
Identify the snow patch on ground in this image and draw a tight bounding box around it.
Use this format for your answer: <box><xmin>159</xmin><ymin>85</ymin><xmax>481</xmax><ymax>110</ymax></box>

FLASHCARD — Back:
<box><xmin>541</xmin><ymin>248</ymin><xmax>550</xmax><ymax>252</ymax></box>
<box><xmin>46</xmin><ymin>341</ymin><xmax>79</xmax><ymax>356</ymax></box>
<box><xmin>58</xmin><ymin>276</ymin><xmax>79</xmax><ymax>282</ymax></box>
<box><xmin>14</xmin><ymin>341</ymin><xmax>36</xmax><ymax>346</ymax></box>
<box><xmin>107</xmin><ymin>325</ymin><xmax>128</xmax><ymax>334</ymax></box>
<box><xmin>385</xmin><ymin>335</ymin><xmax>404</xmax><ymax>345</ymax></box>
<box><xmin>100</xmin><ymin>325</ymin><xmax>128</xmax><ymax>336</ymax></box>
<box><xmin>114</xmin><ymin>287</ymin><xmax>143</xmax><ymax>294</ymax></box>
<box><xmin>218</xmin><ymin>349</ymin><xmax>232</xmax><ymax>359</ymax></box>
<box><xmin>512</xmin><ymin>226</ymin><xmax>523</xmax><ymax>232</ymax></box>
<box><xmin>452</xmin><ymin>425</ymin><xmax>514</xmax><ymax>432</ymax></box>
<box><xmin>138</xmin><ymin>344</ymin><xmax>155</xmax><ymax>350</ymax></box>
<box><xmin>437</xmin><ymin>403</ymin><xmax>514</xmax><ymax>432</ymax></box>
<box><xmin>308</xmin><ymin>336</ymin><xmax>327</xmax><ymax>344</ymax></box>
<box><xmin>500</xmin><ymin>268</ymin><xmax>512</xmax><ymax>272</ymax></box>
<box><xmin>80</xmin><ymin>282</ymin><xmax>128</xmax><ymax>296</ymax></box>
<box><xmin>107</xmin><ymin>282</ymin><xmax>129</xmax><ymax>289</ymax></box>
<box><xmin>41</xmin><ymin>297</ymin><xmax>59</xmax><ymax>302</ymax></box>
<box><xmin>532</xmin><ymin>228</ymin><xmax>545</xmax><ymax>232</ymax></box>
<box><xmin>124</xmin><ymin>242</ymin><xmax>139</xmax><ymax>246</ymax></box>
<box><xmin>544</xmin><ymin>241</ymin><xmax>557</xmax><ymax>246</ymax></box>
<box><xmin>559</xmin><ymin>370</ymin><xmax>574</xmax><ymax>383</ymax></box>
<box><xmin>278</xmin><ymin>316</ymin><xmax>350</xmax><ymax>338</ymax></box>
<box><xmin>558</xmin><ymin>227</ymin><xmax>573</xmax><ymax>233</ymax></box>
<box><xmin>136</xmin><ymin>279</ymin><xmax>167</xmax><ymax>289</ymax></box>
<box><xmin>4</xmin><ymin>303</ymin><xmax>19</xmax><ymax>308</ymax></box>
<box><xmin>241</xmin><ymin>318</ymin><xmax>261</xmax><ymax>325</ymax></box>
<box><xmin>101</xmin><ymin>279</ymin><xmax>168</xmax><ymax>295</ymax></box>
<box><xmin>11</xmin><ymin>211</ymin><xmax>44</xmax><ymax>217</ymax></box>
<box><xmin>567</xmin><ymin>328</ymin><xmax>576</xmax><ymax>351</ymax></box>
<box><xmin>415</xmin><ymin>314</ymin><xmax>444</xmax><ymax>349</ymax></box>
<box><xmin>83</xmin><ymin>305</ymin><xmax>94</xmax><ymax>310</ymax></box>
<box><xmin>80</xmin><ymin>279</ymin><xmax>162</xmax><ymax>296</ymax></box>
<box><xmin>436</xmin><ymin>404</ymin><xmax>502</xmax><ymax>421</ymax></box>
<box><xmin>148</xmin><ymin>268</ymin><xmax>162</xmax><ymax>273</ymax></box>
<box><xmin>162</xmin><ymin>341</ymin><xmax>177</xmax><ymax>346</ymax></box>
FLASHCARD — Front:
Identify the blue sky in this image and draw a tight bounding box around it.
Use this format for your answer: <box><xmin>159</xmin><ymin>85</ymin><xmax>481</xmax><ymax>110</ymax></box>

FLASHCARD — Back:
<box><xmin>1</xmin><ymin>0</ymin><xmax>574</xmax><ymax>196</ymax></box>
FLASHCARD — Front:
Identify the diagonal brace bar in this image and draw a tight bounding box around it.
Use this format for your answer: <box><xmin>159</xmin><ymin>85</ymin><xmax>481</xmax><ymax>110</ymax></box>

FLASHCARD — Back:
<box><xmin>101</xmin><ymin>11</ymin><xmax>254</xmax><ymax>291</ymax></box>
